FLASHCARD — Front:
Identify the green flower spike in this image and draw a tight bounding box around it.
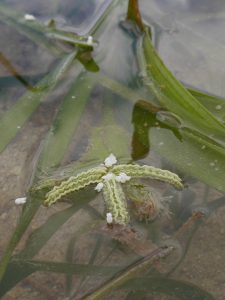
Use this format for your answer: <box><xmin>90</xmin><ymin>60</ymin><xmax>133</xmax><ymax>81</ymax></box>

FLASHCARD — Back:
<box><xmin>44</xmin><ymin>154</ymin><xmax>183</xmax><ymax>224</ymax></box>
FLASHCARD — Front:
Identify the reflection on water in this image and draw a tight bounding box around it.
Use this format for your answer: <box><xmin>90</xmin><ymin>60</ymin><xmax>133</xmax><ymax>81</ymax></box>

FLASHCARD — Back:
<box><xmin>0</xmin><ymin>0</ymin><xmax>225</xmax><ymax>299</ymax></box>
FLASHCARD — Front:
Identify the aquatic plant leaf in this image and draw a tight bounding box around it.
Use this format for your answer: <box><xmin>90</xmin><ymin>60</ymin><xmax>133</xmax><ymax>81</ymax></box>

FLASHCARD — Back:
<box><xmin>0</xmin><ymin>189</ymin><xmax>96</xmax><ymax>295</ymax></box>
<box><xmin>140</xmin><ymin>29</ymin><xmax>225</xmax><ymax>141</ymax></box>
<box><xmin>189</xmin><ymin>88</ymin><xmax>225</xmax><ymax>122</ymax></box>
<box><xmin>38</xmin><ymin>74</ymin><xmax>94</xmax><ymax>173</ymax></box>
<box><xmin>0</xmin><ymin>191</ymin><xmax>43</xmax><ymax>281</ymax></box>
<box><xmin>0</xmin><ymin>3</ymin><xmax>97</xmax><ymax>54</ymax></box>
<box><xmin>80</xmin><ymin>123</ymin><xmax>130</xmax><ymax>163</ymax></box>
<box><xmin>121</xmin><ymin>277</ymin><xmax>215</xmax><ymax>300</ymax></box>
<box><xmin>96</xmin><ymin>74</ymin><xmax>152</xmax><ymax>104</ymax></box>
<box><xmin>0</xmin><ymin>74</ymin><xmax>45</xmax><ymax>89</ymax></box>
<box><xmin>18</xmin><ymin>189</ymin><xmax>95</xmax><ymax>259</ymax></box>
<box><xmin>0</xmin><ymin>3</ymin><xmax>61</xmax><ymax>54</ymax></box>
<box><xmin>80</xmin><ymin>246</ymin><xmax>173</xmax><ymax>299</ymax></box>
<box><xmin>76</xmin><ymin>50</ymin><xmax>100</xmax><ymax>72</ymax></box>
<box><xmin>97</xmin><ymin>74</ymin><xmax>225</xmax><ymax>123</ymax></box>
<box><xmin>0</xmin><ymin>51</ymin><xmax>77</xmax><ymax>153</ymax></box>
<box><xmin>131</xmin><ymin>97</ymin><xmax>225</xmax><ymax>192</ymax></box>
<box><xmin>0</xmin><ymin>259</ymin><xmax>120</xmax><ymax>298</ymax></box>
<box><xmin>131</xmin><ymin>100</ymin><xmax>180</xmax><ymax>160</ymax></box>
<box><xmin>151</xmin><ymin>127</ymin><xmax>225</xmax><ymax>193</ymax></box>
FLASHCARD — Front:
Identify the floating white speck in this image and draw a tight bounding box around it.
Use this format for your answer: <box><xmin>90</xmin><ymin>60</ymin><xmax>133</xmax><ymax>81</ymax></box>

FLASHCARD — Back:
<box><xmin>15</xmin><ymin>197</ymin><xmax>27</xmax><ymax>205</ymax></box>
<box><xmin>24</xmin><ymin>14</ymin><xmax>36</xmax><ymax>21</ymax></box>
<box><xmin>215</xmin><ymin>105</ymin><xmax>222</xmax><ymax>110</ymax></box>
<box><xmin>104</xmin><ymin>154</ymin><xmax>117</xmax><ymax>167</ymax></box>
<box><xmin>87</xmin><ymin>36</ymin><xmax>93</xmax><ymax>45</ymax></box>
<box><xmin>115</xmin><ymin>172</ymin><xmax>131</xmax><ymax>183</ymax></box>
<box><xmin>106</xmin><ymin>212</ymin><xmax>113</xmax><ymax>224</ymax></box>
<box><xmin>95</xmin><ymin>182</ymin><xmax>104</xmax><ymax>192</ymax></box>
<box><xmin>209</xmin><ymin>162</ymin><xmax>215</xmax><ymax>167</ymax></box>
<box><xmin>102</xmin><ymin>172</ymin><xmax>115</xmax><ymax>181</ymax></box>
<box><xmin>72</xmin><ymin>96</ymin><xmax>76</xmax><ymax>99</ymax></box>
<box><xmin>159</xmin><ymin>142</ymin><xmax>164</xmax><ymax>146</ymax></box>
<box><xmin>201</xmin><ymin>145</ymin><xmax>206</xmax><ymax>150</ymax></box>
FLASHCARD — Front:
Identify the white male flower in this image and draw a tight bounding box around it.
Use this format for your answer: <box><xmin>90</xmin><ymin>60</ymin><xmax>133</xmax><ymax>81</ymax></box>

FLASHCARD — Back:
<box><xmin>104</xmin><ymin>153</ymin><xmax>117</xmax><ymax>167</ymax></box>
<box><xmin>24</xmin><ymin>14</ymin><xmax>36</xmax><ymax>21</ymax></box>
<box><xmin>15</xmin><ymin>197</ymin><xmax>27</xmax><ymax>205</ymax></box>
<box><xmin>106</xmin><ymin>212</ymin><xmax>113</xmax><ymax>224</ymax></box>
<box><xmin>115</xmin><ymin>172</ymin><xmax>131</xmax><ymax>183</ymax></box>
<box><xmin>102</xmin><ymin>172</ymin><xmax>115</xmax><ymax>181</ymax></box>
<box><xmin>87</xmin><ymin>36</ymin><xmax>93</xmax><ymax>46</ymax></box>
<box><xmin>95</xmin><ymin>182</ymin><xmax>104</xmax><ymax>192</ymax></box>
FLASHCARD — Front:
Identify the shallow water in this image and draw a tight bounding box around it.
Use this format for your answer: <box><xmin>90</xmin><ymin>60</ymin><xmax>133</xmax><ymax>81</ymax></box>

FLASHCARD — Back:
<box><xmin>0</xmin><ymin>0</ymin><xmax>225</xmax><ymax>299</ymax></box>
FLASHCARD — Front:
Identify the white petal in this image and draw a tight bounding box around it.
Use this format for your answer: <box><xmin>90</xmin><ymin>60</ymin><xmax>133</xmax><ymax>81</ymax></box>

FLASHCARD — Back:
<box><xmin>87</xmin><ymin>36</ymin><xmax>93</xmax><ymax>45</ymax></box>
<box><xmin>24</xmin><ymin>14</ymin><xmax>36</xmax><ymax>20</ymax></box>
<box><xmin>102</xmin><ymin>172</ymin><xmax>115</xmax><ymax>181</ymax></box>
<box><xmin>106</xmin><ymin>212</ymin><xmax>113</xmax><ymax>224</ymax></box>
<box><xmin>15</xmin><ymin>197</ymin><xmax>27</xmax><ymax>205</ymax></box>
<box><xmin>95</xmin><ymin>182</ymin><xmax>104</xmax><ymax>192</ymax></box>
<box><xmin>104</xmin><ymin>153</ymin><xmax>117</xmax><ymax>167</ymax></box>
<box><xmin>115</xmin><ymin>172</ymin><xmax>131</xmax><ymax>183</ymax></box>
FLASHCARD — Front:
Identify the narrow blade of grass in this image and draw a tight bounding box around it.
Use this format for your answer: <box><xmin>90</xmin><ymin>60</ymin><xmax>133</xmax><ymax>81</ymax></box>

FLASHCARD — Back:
<box><xmin>0</xmin><ymin>259</ymin><xmax>120</xmax><ymax>298</ymax></box>
<box><xmin>121</xmin><ymin>277</ymin><xmax>215</xmax><ymax>300</ymax></box>
<box><xmin>38</xmin><ymin>74</ymin><xmax>94</xmax><ymax>173</ymax></box>
<box><xmin>80</xmin><ymin>246</ymin><xmax>173</xmax><ymax>300</ymax></box>
<box><xmin>0</xmin><ymin>51</ymin><xmax>77</xmax><ymax>153</ymax></box>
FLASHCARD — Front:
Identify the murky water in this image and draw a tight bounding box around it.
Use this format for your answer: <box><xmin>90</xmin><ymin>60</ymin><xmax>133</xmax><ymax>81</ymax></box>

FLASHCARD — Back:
<box><xmin>0</xmin><ymin>0</ymin><xmax>225</xmax><ymax>299</ymax></box>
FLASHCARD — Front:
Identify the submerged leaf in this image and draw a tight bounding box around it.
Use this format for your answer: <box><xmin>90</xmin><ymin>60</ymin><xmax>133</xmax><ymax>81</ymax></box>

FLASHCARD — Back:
<box><xmin>0</xmin><ymin>51</ymin><xmax>77</xmax><ymax>153</ymax></box>
<box><xmin>139</xmin><ymin>29</ymin><xmax>225</xmax><ymax>141</ymax></box>
<box><xmin>121</xmin><ymin>277</ymin><xmax>215</xmax><ymax>300</ymax></box>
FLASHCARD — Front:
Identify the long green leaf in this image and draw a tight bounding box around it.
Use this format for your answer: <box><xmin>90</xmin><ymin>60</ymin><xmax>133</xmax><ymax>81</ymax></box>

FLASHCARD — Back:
<box><xmin>131</xmin><ymin>99</ymin><xmax>225</xmax><ymax>192</ymax></box>
<box><xmin>151</xmin><ymin>127</ymin><xmax>225</xmax><ymax>193</ymax></box>
<box><xmin>0</xmin><ymin>259</ymin><xmax>120</xmax><ymax>298</ymax></box>
<box><xmin>38</xmin><ymin>74</ymin><xmax>94</xmax><ymax>173</ymax></box>
<box><xmin>0</xmin><ymin>191</ymin><xmax>43</xmax><ymax>281</ymax></box>
<box><xmin>140</xmin><ymin>29</ymin><xmax>225</xmax><ymax>141</ymax></box>
<box><xmin>81</xmin><ymin>246</ymin><xmax>173</xmax><ymax>300</ymax></box>
<box><xmin>0</xmin><ymin>51</ymin><xmax>77</xmax><ymax>153</ymax></box>
<box><xmin>121</xmin><ymin>277</ymin><xmax>215</xmax><ymax>300</ymax></box>
<box><xmin>18</xmin><ymin>189</ymin><xmax>95</xmax><ymax>259</ymax></box>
